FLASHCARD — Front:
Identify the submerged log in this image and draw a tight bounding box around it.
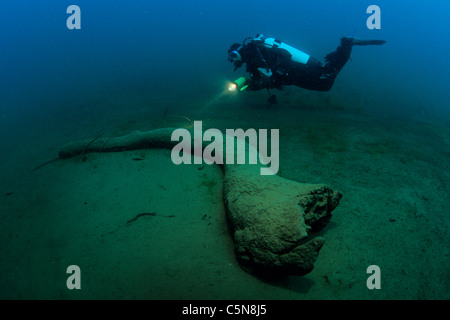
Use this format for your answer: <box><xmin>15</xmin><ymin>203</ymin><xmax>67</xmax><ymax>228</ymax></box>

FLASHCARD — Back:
<box><xmin>59</xmin><ymin>128</ymin><xmax>342</xmax><ymax>276</ymax></box>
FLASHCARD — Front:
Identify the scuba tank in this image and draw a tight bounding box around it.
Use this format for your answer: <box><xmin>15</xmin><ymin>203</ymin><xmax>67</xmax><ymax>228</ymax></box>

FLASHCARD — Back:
<box><xmin>253</xmin><ymin>34</ymin><xmax>310</xmax><ymax>64</ymax></box>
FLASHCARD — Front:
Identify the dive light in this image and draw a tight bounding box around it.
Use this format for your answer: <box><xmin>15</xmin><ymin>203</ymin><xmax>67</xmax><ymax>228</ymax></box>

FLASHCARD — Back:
<box><xmin>228</xmin><ymin>77</ymin><xmax>248</xmax><ymax>92</ymax></box>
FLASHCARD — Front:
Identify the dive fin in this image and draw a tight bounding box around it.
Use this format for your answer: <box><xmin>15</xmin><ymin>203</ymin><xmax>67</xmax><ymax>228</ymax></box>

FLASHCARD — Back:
<box><xmin>342</xmin><ymin>37</ymin><xmax>386</xmax><ymax>46</ymax></box>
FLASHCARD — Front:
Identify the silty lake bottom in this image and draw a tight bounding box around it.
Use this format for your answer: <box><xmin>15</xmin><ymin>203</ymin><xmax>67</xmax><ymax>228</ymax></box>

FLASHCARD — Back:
<box><xmin>0</xmin><ymin>83</ymin><xmax>448</xmax><ymax>299</ymax></box>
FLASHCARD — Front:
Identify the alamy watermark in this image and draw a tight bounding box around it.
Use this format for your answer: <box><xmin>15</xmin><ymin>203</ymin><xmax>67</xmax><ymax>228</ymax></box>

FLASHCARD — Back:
<box><xmin>366</xmin><ymin>265</ymin><xmax>381</xmax><ymax>290</ymax></box>
<box><xmin>367</xmin><ymin>5</ymin><xmax>382</xmax><ymax>30</ymax></box>
<box><xmin>66</xmin><ymin>5</ymin><xmax>381</xmax><ymax>30</ymax></box>
<box><xmin>66</xmin><ymin>265</ymin><xmax>81</xmax><ymax>290</ymax></box>
<box><xmin>170</xmin><ymin>121</ymin><xmax>279</xmax><ymax>176</ymax></box>
<box><xmin>66</xmin><ymin>5</ymin><xmax>81</xmax><ymax>30</ymax></box>
<box><xmin>65</xmin><ymin>264</ymin><xmax>381</xmax><ymax>291</ymax></box>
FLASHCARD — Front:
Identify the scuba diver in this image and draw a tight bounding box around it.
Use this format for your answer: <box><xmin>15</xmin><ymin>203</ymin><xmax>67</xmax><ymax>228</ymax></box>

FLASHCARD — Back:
<box><xmin>228</xmin><ymin>34</ymin><xmax>386</xmax><ymax>104</ymax></box>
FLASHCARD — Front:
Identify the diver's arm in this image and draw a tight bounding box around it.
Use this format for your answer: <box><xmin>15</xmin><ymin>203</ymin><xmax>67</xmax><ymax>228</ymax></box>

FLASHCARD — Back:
<box><xmin>246</xmin><ymin>76</ymin><xmax>264</xmax><ymax>91</ymax></box>
<box><xmin>272</xmin><ymin>48</ymin><xmax>292</xmax><ymax>75</ymax></box>
<box><xmin>246</xmin><ymin>68</ymin><xmax>282</xmax><ymax>91</ymax></box>
<box><xmin>244</xmin><ymin>44</ymin><xmax>284</xmax><ymax>90</ymax></box>
<box><xmin>245</xmin><ymin>70</ymin><xmax>271</xmax><ymax>91</ymax></box>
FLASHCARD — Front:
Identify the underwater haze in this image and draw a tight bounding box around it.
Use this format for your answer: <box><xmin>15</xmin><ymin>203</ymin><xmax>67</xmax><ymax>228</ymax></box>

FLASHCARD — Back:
<box><xmin>0</xmin><ymin>0</ymin><xmax>449</xmax><ymax>300</ymax></box>
<box><xmin>1</xmin><ymin>0</ymin><xmax>450</xmax><ymax>119</ymax></box>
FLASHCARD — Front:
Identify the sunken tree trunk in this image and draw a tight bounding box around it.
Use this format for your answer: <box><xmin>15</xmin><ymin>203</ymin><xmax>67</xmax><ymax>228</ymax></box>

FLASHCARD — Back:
<box><xmin>59</xmin><ymin>128</ymin><xmax>342</xmax><ymax>276</ymax></box>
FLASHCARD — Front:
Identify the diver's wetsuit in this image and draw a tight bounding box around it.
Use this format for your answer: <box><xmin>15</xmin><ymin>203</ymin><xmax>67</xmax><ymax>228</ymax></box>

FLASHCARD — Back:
<box><xmin>234</xmin><ymin>37</ymin><xmax>355</xmax><ymax>92</ymax></box>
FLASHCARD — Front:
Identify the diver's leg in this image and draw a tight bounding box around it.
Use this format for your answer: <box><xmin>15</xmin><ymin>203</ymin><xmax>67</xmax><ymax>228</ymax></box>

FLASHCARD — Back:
<box><xmin>291</xmin><ymin>38</ymin><xmax>355</xmax><ymax>92</ymax></box>
<box><xmin>322</xmin><ymin>38</ymin><xmax>354</xmax><ymax>81</ymax></box>
<box><xmin>292</xmin><ymin>36</ymin><xmax>386</xmax><ymax>92</ymax></box>
<box><xmin>291</xmin><ymin>58</ymin><xmax>336</xmax><ymax>92</ymax></box>
<box><xmin>323</xmin><ymin>37</ymin><xmax>387</xmax><ymax>79</ymax></box>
